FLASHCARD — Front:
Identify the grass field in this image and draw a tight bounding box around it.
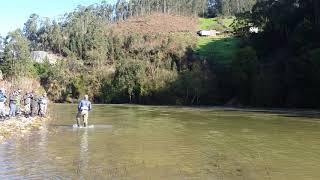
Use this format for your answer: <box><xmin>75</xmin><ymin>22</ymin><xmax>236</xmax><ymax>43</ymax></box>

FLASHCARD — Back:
<box><xmin>197</xmin><ymin>36</ymin><xmax>240</xmax><ymax>64</ymax></box>
<box><xmin>199</xmin><ymin>16</ymin><xmax>235</xmax><ymax>30</ymax></box>
<box><xmin>196</xmin><ymin>16</ymin><xmax>240</xmax><ymax>64</ymax></box>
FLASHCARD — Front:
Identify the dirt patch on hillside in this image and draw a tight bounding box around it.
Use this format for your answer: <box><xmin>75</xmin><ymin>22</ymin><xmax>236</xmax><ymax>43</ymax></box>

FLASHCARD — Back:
<box><xmin>113</xmin><ymin>13</ymin><xmax>198</xmax><ymax>35</ymax></box>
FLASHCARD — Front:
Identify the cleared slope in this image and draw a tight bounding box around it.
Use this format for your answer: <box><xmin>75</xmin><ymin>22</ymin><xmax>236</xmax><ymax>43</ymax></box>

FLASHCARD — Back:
<box><xmin>113</xmin><ymin>13</ymin><xmax>198</xmax><ymax>35</ymax></box>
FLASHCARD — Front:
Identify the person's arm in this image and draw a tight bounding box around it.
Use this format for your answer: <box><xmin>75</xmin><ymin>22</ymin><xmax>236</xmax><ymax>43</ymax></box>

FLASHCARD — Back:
<box><xmin>89</xmin><ymin>102</ymin><xmax>92</xmax><ymax>111</ymax></box>
<box><xmin>78</xmin><ymin>101</ymin><xmax>82</xmax><ymax>112</ymax></box>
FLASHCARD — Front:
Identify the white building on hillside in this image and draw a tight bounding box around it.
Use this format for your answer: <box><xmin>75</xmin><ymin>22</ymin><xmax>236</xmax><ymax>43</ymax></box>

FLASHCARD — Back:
<box><xmin>249</xmin><ymin>27</ymin><xmax>259</xmax><ymax>33</ymax></box>
<box><xmin>198</xmin><ymin>30</ymin><xmax>221</xmax><ymax>37</ymax></box>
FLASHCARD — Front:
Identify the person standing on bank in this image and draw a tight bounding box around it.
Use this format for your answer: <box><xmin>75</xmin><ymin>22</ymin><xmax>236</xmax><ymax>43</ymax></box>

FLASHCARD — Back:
<box><xmin>15</xmin><ymin>89</ymin><xmax>22</xmax><ymax>115</ymax></box>
<box><xmin>38</xmin><ymin>92</ymin><xmax>48</xmax><ymax>117</ymax></box>
<box><xmin>9</xmin><ymin>91</ymin><xmax>17</xmax><ymax>117</ymax></box>
<box><xmin>76</xmin><ymin>95</ymin><xmax>92</xmax><ymax>127</ymax></box>
<box><xmin>0</xmin><ymin>88</ymin><xmax>7</xmax><ymax>119</ymax></box>
<box><xmin>30</xmin><ymin>91</ymin><xmax>38</xmax><ymax>117</ymax></box>
<box><xmin>23</xmin><ymin>92</ymin><xmax>32</xmax><ymax>117</ymax></box>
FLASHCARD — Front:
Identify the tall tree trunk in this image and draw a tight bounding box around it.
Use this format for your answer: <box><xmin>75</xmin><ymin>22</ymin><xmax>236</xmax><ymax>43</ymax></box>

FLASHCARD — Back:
<box><xmin>163</xmin><ymin>0</ymin><xmax>166</xmax><ymax>13</ymax></box>
<box><xmin>140</xmin><ymin>0</ymin><xmax>143</xmax><ymax>16</ymax></box>
<box><xmin>130</xmin><ymin>2</ymin><xmax>133</xmax><ymax>17</ymax></box>
<box><xmin>315</xmin><ymin>0</ymin><xmax>320</xmax><ymax>31</ymax></box>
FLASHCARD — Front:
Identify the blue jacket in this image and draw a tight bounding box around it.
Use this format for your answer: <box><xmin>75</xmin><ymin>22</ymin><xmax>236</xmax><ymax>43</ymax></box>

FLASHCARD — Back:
<box><xmin>78</xmin><ymin>100</ymin><xmax>92</xmax><ymax>112</ymax></box>
<box><xmin>0</xmin><ymin>93</ymin><xmax>6</xmax><ymax>102</ymax></box>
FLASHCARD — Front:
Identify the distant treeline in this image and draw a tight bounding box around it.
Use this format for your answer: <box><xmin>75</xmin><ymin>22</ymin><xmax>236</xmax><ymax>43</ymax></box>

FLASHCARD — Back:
<box><xmin>113</xmin><ymin>0</ymin><xmax>258</xmax><ymax>18</ymax></box>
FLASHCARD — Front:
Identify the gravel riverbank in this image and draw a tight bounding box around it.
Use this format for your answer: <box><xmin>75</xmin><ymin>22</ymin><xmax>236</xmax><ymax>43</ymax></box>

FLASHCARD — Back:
<box><xmin>0</xmin><ymin>116</ymin><xmax>48</xmax><ymax>144</ymax></box>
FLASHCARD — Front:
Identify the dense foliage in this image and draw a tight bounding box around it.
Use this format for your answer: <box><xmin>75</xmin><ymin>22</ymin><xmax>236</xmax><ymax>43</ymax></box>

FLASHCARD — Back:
<box><xmin>230</xmin><ymin>0</ymin><xmax>320</xmax><ymax>107</ymax></box>
<box><xmin>0</xmin><ymin>0</ymin><xmax>319</xmax><ymax>108</ymax></box>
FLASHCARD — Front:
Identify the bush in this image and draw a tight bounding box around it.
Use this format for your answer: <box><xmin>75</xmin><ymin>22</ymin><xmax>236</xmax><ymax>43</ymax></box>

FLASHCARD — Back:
<box><xmin>231</xmin><ymin>46</ymin><xmax>258</xmax><ymax>105</ymax></box>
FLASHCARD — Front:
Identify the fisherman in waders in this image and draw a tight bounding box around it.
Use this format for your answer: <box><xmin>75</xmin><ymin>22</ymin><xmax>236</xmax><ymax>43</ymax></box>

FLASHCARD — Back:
<box><xmin>15</xmin><ymin>89</ymin><xmax>22</xmax><ymax>115</ymax></box>
<box><xmin>38</xmin><ymin>92</ymin><xmax>48</xmax><ymax>117</ymax></box>
<box><xmin>30</xmin><ymin>91</ymin><xmax>38</xmax><ymax>117</ymax></box>
<box><xmin>76</xmin><ymin>95</ymin><xmax>92</xmax><ymax>127</ymax></box>
<box><xmin>9</xmin><ymin>91</ymin><xmax>17</xmax><ymax>117</ymax></box>
<box><xmin>23</xmin><ymin>92</ymin><xmax>32</xmax><ymax>117</ymax></box>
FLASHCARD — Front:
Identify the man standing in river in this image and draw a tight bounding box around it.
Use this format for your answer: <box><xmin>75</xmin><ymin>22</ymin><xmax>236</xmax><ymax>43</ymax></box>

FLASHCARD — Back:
<box><xmin>76</xmin><ymin>95</ymin><xmax>92</xmax><ymax>127</ymax></box>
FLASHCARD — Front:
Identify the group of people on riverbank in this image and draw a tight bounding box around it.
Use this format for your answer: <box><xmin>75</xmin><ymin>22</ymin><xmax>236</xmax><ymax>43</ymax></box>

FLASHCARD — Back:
<box><xmin>0</xmin><ymin>88</ymin><xmax>48</xmax><ymax>120</ymax></box>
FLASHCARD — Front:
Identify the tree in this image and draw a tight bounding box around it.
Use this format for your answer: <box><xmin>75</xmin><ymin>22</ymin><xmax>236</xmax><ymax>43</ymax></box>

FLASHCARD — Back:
<box><xmin>50</xmin><ymin>21</ymin><xmax>64</xmax><ymax>54</ymax></box>
<box><xmin>113</xmin><ymin>59</ymin><xmax>147</xmax><ymax>103</ymax></box>
<box><xmin>231</xmin><ymin>46</ymin><xmax>258</xmax><ymax>105</ymax></box>
<box><xmin>1</xmin><ymin>29</ymin><xmax>34</xmax><ymax>77</ymax></box>
<box><xmin>214</xmin><ymin>0</ymin><xmax>257</xmax><ymax>16</ymax></box>
<box><xmin>0</xmin><ymin>36</ymin><xmax>4</xmax><ymax>61</ymax></box>
<box><xmin>37</xmin><ymin>17</ymin><xmax>52</xmax><ymax>51</ymax></box>
<box><xmin>0</xmin><ymin>36</ymin><xmax>3</xmax><ymax>49</ymax></box>
<box><xmin>314</xmin><ymin>0</ymin><xmax>320</xmax><ymax>30</ymax></box>
<box><xmin>23</xmin><ymin>13</ymin><xmax>39</xmax><ymax>50</ymax></box>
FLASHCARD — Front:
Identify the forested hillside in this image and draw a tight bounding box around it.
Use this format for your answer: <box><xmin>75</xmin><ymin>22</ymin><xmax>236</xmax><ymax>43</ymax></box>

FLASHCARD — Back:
<box><xmin>231</xmin><ymin>0</ymin><xmax>320</xmax><ymax>107</ymax></box>
<box><xmin>0</xmin><ymin>0</ymin><xmax>319</xmax><ymax>108</ymax></box>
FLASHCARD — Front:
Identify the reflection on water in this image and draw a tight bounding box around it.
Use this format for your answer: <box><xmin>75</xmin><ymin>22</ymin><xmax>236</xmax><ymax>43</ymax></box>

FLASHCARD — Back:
<box><xmin>0</xmin><ymin>104</ymin><xmax>320</xmax><ymax>179</ymax></box>
<box><xmin>75</xmin><ymin>129</ymin><xmax>89</xmax><ymax>177</ymax></box>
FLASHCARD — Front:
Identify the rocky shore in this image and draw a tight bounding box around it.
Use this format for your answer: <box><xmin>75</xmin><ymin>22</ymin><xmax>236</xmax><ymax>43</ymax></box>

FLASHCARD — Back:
<box><xmin>0</xmin><ymin>116</ymin><xmax>48</xmax><ymax>144</ymax></box>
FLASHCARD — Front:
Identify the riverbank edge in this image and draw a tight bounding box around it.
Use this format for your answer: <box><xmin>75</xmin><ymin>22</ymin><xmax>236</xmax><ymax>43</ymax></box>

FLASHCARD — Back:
<box><xmin>77</xmin><ymin>103</ymin><xmax>320</xmax><ymax>115</ymax></box>
<box><xmin>0</xmin><ymin>116</ymin><xmax>50</xmax><ymax>144</ymax></box>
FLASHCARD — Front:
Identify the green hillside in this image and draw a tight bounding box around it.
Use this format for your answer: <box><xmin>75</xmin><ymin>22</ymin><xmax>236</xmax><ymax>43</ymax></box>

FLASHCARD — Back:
<box><xmin>197</xmin><ymin>36</ymin><xmax>240</xmax><ymax>64</ymax></box>
<box><xmin>196</xmin><ymin>17</ymin><xmax>240</xmax><ymax>64</ymax></box>
<box><xmin>199</xmin><ymin>16</ymin><xmax>235</xmax><ymax>31</ymax></box>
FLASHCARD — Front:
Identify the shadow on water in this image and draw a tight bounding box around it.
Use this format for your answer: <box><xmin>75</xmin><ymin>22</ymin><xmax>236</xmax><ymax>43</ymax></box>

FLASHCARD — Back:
<box><xmin>278</xmin><ymin>113</ymin><xmax>320</xmax><ymax>120</ymax></box>
<box><xmin>210</xmin><ymin>107</ymin><xmax>320</xmax><ymax>120</ymax></box>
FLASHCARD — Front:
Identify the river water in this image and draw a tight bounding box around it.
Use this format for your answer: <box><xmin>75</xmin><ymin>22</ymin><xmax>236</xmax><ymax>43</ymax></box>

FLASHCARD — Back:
<box><xmin>0</xmin><ymin>104</ymin><xmax>320</xmax><ymax>179</ymax></box>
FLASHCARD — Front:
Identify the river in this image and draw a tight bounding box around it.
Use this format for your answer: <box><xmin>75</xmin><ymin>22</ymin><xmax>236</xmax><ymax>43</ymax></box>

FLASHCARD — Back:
<box><xmin>0</xmin><ymin>104</ymin><xmax>320</xmax><ymax>179</ymax></box>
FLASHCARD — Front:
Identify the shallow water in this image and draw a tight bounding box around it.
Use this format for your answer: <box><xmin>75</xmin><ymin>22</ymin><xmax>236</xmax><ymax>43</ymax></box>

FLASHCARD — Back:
<box><xmin>1</xmin><ymin>104</ymin><xmax>320</xmax><ymax>179</ymax></box>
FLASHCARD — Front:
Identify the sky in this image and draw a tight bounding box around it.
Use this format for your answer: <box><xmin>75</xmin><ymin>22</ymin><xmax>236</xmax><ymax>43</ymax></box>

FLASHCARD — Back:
<box><xmin>0</xmin><ymin>0</ymin><xmax>116</xmax><ymax>36</ymax></box>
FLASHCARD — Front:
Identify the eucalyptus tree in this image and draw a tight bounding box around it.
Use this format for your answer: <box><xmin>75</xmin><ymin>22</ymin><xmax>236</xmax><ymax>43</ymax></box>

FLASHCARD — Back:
<box><xmin>23</xmin><ymin>13</ymin><xmax>40</xmax><ymax>50</ymax></box>
<box><xmin>97</xmin><ymin>1</ymin><xmax>114</xmax><ymax>22</ymax></box>
<box><xmin>214</xmin><ymin>0</ymin><xmax>257</xmax><ymax>15</ymax></box>
<box><xmin>50</xmin><ymin>20</ymin><xmax>64</xmax><ymax>54</ymax></box>
<box><xmin>113</xmin><ymin>0</ymin><xmax>215</xmax><ymax>18</ymax></box>
<box><xmin>37</xmin><ymin>17</ymin><xmax>52</xmax><ymax>51</ymax></box>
